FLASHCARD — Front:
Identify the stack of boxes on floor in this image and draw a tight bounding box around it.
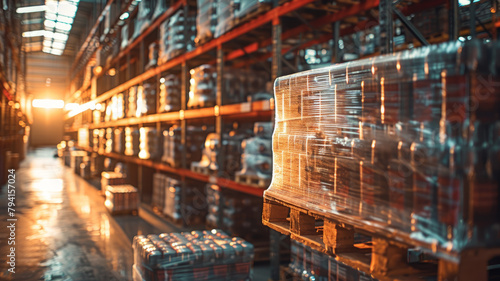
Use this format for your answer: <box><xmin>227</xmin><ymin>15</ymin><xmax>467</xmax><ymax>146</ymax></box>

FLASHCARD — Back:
<box><xmin>132</xmin><ymin>230</ymin><xmax>254</xmax><ymax>281</ymax></box>
<box><xmin>266</xmin><ymin>41</ymin><xmax>500</xmax><ymax>277</ymax></box>
<box><xmin>105</xmin><ymin>185</ymin><xmax>139</xmax><ymax>214</ymax></box>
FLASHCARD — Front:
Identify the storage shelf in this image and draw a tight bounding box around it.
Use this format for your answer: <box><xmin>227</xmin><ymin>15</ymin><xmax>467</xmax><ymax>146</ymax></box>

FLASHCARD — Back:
<box><xmin>64</xmin><ymin>99</ymin><xmax>274</xmax><ymax>132</ymax></box>
<box><xmin>78</xmin><ymin>146</ymin><xmax>265</xmax><ymax>197</ymax></box>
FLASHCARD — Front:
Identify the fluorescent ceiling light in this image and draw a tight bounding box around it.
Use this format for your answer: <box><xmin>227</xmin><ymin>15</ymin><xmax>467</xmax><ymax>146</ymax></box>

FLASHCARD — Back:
<box><xmin>44</xmin><ymin>19</ymin><xmax>55</xmax><ymax>28</ymax></box>
<box><xmin>51</xmin><ymin>49</ymin><xmax>63</xmax><ymax>55</ymax></box>
<box><xmin>52</xmin><ymin>42</ymin><xmax>65</xmax><ymax>49</ymax></box>
<box><xmin>46</xmin><ymin>2</ymin><xmax>58</xmax><ymax>13</ymax></box>
<box><xmin>57</xmin><ymin>15</ymin><xmax>73</xmax><ymax>24</ymax></box>
<box><xmin>16</xmin><ymin>5</ymin><xmax>46</xmax><ymax>14</ymax></box>
<box><xmin>64</xmin><ymin>103</ymin><xmax>79</xmax><ymax>111</ymax></box>
<box><xmin>46</xmin><ymin>12</ymin><xmax>56</xmax><ymax>20</ymax></box>
<box><xmin>32</xmin><ymin>99</ymin><xmax>64</xmax><ymax>109</ymax></box>
<box><xmin>22</xmin><ymin>30</ymin><xmax>45</xmax><ymax>37</ymax></box>
<box><xmin>45</xmin><ymin>32</ymin><xmax>68</xmax><ymax>41</ymax></box>
<box><xmin>120</xmin><ymin>12</ymin><xmax>129</xmax><ymax>20</ymax></box>
<box><xmin>43</xmin><ymin>40</ymin><xmax>52</xmax><ymax>47</ymax></box>
<box><xmin>43</xmin><ymin>46</ymin><xmax>52</xmax><ymax>53</ymax></box>
<box><xmin>55</xmin><ymin>22</ymin><xmax>71</xmax><ymax>31</ymax></box>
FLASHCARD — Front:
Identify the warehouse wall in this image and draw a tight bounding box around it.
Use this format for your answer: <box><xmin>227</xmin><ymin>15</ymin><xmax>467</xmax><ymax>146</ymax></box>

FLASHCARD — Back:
<box><xmin>26</xmin><ymin>52</ymin><xmax>71</xmax><ymax>147</ymax></box>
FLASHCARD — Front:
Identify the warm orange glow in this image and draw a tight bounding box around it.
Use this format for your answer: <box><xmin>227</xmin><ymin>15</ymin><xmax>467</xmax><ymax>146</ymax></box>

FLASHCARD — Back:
<box><xmin>94</xmin><ymin>66</ymin><xmax>103</xmax><ymax>75</ymax></box>
<box><xmin>32</xmin><ymin>99</ymin><xmax>64</xmax><ymax>109</ymax></box>
<box><xmin>108</xmin><ymin>68</ymin><xmax>116</xmax><ymax>76</ymax></box>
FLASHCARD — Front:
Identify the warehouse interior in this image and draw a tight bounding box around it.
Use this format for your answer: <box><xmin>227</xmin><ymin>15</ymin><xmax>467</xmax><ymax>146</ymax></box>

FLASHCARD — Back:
<box><xmin>1</xmin><ymin>0</ymin><xmax>500</xmax><ymax>280</ymax></box>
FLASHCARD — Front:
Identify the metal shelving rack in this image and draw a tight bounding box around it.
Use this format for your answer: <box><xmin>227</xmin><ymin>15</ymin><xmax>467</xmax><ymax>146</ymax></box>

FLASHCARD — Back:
<box><xmin>1</xmin><ymin>0</ymin><xmax>28</xmax><ymax>186</ymax></box>
<box><xmin>64</xmin><ymin>0</ymin><xmax>499</xmax><ymax>279</ymax></box>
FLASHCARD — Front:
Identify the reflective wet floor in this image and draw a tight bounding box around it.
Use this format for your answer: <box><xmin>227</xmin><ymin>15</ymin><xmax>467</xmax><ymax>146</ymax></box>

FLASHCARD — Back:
<box><xmin>0</xmin><ymin>148</ymin><xmax>271</xmax><ymax>281</ymax></box>
<box><xmin>0</xmin><ymin>148</ymin><xmax>169</xmax><ymax>281</ymax></box>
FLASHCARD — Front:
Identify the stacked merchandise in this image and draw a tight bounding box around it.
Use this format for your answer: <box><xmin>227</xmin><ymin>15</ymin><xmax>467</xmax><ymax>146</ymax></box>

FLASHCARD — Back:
<box><xmin>114</xmin><ymin>128</ymin><xmax>124</xmax><ymax>154</ymax></box>
<box><xmin>191</xmin><ymin>133</ymin><xmax>219</xmax><ymax>174</ymax></box>
<box><xmin>188</xmin><ymin>65</ymin><xmax>270</xmax><ymax>108</ymax></box>
<box><xmin>125</xmin><ymin>127</ymin><xmax>140</xmax><ymax>156</ymax></box>
<box><xmin>152</xmin><ymin>173</ymin><xmax>207</xmax><ymax>224</ymax></box>
<box><xmin>188</xmin><ymin>64</ymin><xmax>217</xmax><ymax>108</ymax></box>
<box><xmin>161</xmin><ymin>125</ymin><xmax>210</xmax><ymax>167</ymax></box>
<box><xmin>132</xmin><ymin>230</ymin><xmax>254</xmax><ymax>281</ymax></box>
<box><xmin>267</xmin><ymin>41</ymin><xmax>500</xmax><ymax>251</ymax></box>
<box><xmin>158</xmin><ymin>74</ymin><xmax>181</xmax><ymax>112</ymax></box>
<box><xmin>77</xmin><ymin>128</ymin><xmax>89</xmax><ymax>148</ymax></box>
<box><xmin>191</xmin><ymin>123</ymin><xmax>249</xmax><ymax>178</ymax></box>
<box><xmin>131</xmin><ymin>0</ymin><xmax>154</xmax><ymax>41</ymax></box>
<box><xmin>234</xmin><ymin>0</ymin><xmax>270</xmax><ymax>20</ymax></box>
<box><xmin>112</xmin><ymin>93</ymin><xmax>125</xmax><ymax>121</ymax></box>
<box><xmin>127</xmin><ymin>86</ymin><xmax>138</xmax><ymax>118</ymax></box>
<box><xmin>139</xmin><ymin>127</ymin><xmax>160</xmax><ymax>160</ymax></box>
<box><xmin>136</xmin><ymin>84</ymin><xmax>156</xmax><ymax>117</ymax></box>
<box><xmin>214</xmin><ymin>0</ymin><xmax>235</xmax><ymax>38</ymax></box>
<box><xmin>121</xmin><ymin>23</ymin><xmax>129</xmax><ymax>50</ymax></box>
<box><xmin>105</xmin><ymin>185</ymin><xmax>138</xmax><ymax>214</ymax></box>
<box><xmin>145</xmin><ymin>42</ymin><xmax>159</xmax><ymax>70</ymax></box>
<box><xmin>158</xmin><ymin>9</ymin><xmax>196</xmax><ymax>64</ymax></box>
<box><xmin>70</xmin><ymin>150</ymin><xmax>88</xmax><ymax>175</ymax></box>
<box><xmin>235</xmin><ymin>122</ymin><xmax>273</xmax><ymax>187</ymax></box>
<box><xmin>152</xmin><ymin>0</ymin><xmax>168</xmax><ymax>20</ymax></box>
<box><xmin>195</xmin><ymin>0</ymin><xmax>218</xmax><ymax>44</ymax></box>
<box><xmin>101</xmin><ymin>171</ymin><xmax>127</xmax><ymax>194</ymax></box>
<box><xmin>152</xmin><ymin>173</ymin><xmax>168</xmax><ymax>212</ymax></box>
<box><xmin>105</xmin><ymin>128</ymin><xmax>113</xmax><ymax>153</ymax></box>
<box><xmin>98</xmin><ymin>129</ymin><xmax>106</xmax><ymax>154</ymax></box>
<box><xmin>206</xmin><ymin>184</ymin><xmax>268</xmax><ymax>240</ymax></box>
<box><xmin>289</xmin><ymin>241</ymin><xmax>377</xmax><ymax>281</ymax></box>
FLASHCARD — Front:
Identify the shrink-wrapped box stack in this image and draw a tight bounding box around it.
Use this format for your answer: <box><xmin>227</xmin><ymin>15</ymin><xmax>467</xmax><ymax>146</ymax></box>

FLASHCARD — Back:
<box><xmin>158</xmin><ymin>74</ymin><xmax>181</xmax><ymax>112</ymax></box>
<box><xmin>159</xmin><ymin>9</ymin><xmax>196</xmax><ymax>64</ymax></box>
<box><xmin>105</xmin><ymin>185</ymin><xmax>138</xmax><ymax>214</ymax></box>
<box><xmin>125</xmin><ymin>127</ymin><xmax>140</xmax><ymax>157</ymax></box>
<box><xmin>195</xmin><ymin>0</ymin><xmax>218</xmax><ymax>44</ymax></box>
<box><xmin>235</xmin><ymin>122</ymin><xmax>273</xmax><ymax>187</ymax></box>
<box><xmin>139</xmin><ymin>127</ymin><xmax>160</xmax><ymax>160</ymax></box>
<box><xmin>161</xmin><ymin>125</ymin><xmax>210</xmax><ymax>167</ymax></box>
<box><xmin>266</xmin><ymin>40</ymin><xmax>500</xmax><ymax>252</ymax></box>
<box><xmin>132</xmin><ymin>230</ymin><xmax>254</xmax><ymax>281</ymax></box>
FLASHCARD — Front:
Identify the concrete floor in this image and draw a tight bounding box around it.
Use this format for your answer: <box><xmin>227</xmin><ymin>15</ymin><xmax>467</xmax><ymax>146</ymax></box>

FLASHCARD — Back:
<box><xmin>0</xmin><ymin>148</ymin><xmax>271</xmax><ymax>281</ymax></box>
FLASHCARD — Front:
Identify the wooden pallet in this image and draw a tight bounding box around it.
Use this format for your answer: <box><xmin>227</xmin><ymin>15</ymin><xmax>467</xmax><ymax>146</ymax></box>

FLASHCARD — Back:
<box><xmin>262</xmin><ymin>194</ymin><xmax>500</xmax><ymax>281</ymax></box>
<box><xmin>235</xmin><ymin>173</ymin><xmax>270</xmax><ymax>188</ymax></box>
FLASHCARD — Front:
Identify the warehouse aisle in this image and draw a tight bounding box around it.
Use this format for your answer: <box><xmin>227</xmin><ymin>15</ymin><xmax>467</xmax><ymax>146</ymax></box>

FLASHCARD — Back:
<box><xmin>0</xmin><ymin>148</ymin><xmax>162</xmax><ymax>281</ymax></box>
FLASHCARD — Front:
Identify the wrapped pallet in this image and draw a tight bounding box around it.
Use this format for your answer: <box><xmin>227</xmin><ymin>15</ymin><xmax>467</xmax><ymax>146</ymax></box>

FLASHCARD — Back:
<box><xmin>266</xmin><ymin>40</ymin><xmax>500</xmax><ymax>252</ymax></box>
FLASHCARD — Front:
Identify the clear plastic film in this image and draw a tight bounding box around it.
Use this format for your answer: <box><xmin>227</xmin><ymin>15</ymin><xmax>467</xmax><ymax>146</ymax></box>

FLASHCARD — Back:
<box><xmin>132</xmin><ymin>229</ymin><xmax>254</xmax><ymax>281</ymax></box>
<box><xmin>266</xmin><ymin>40</ymin><xmax>500</xmax><ymax>251</ymax></box>
<box><xmin>105</xmin><ymin>185</ymin><xmax>138</xmax><ymax>213</ymax></box>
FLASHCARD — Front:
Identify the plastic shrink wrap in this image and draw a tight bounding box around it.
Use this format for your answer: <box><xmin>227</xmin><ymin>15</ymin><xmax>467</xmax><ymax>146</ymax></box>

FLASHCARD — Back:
<box><xmin>161</xmin><ymin>125</ymin><xmax>210</xmax><ymax>167</ymax></box>
<box><xmin>234</xmin><ymin>0</ymin><xmax>270</xmax><ymax>19</ymax></box>
<box><xmin>133</xmin><ymin>230</ymin><xmax>254</xmax><ymax>281</ymax></box>
<box><xmin>132</xmin><ymin>0</ymin><xmax>153</xmax><ymax>40</ymax></box>
<box><xmin>195</xmin><ymin>0</ymin><xmax>217</xmax><ymax>44</ymax></box>
<box><xmin>159</xmin><ymin>9</ymin><xmax>196</xmax><ymax>64</ymax></box>
<box><xmin>266</xmin><ymin>40</ymin><xmax>500</xmax><ymax>252</ymax></box>
<box><xmin>125</xmin><ymin>127</ymin><xmax>141</xmax><ymax>156</ymax></box>
<box><xmin>214</xmin><ymin>0</ymin><xmax>235</xmax><ymax>38</ymax></box>
<box><xmin>139</xmin><ymin>127</ymin><xmax>160</xmax><ymax>160</ymax></box>
<box><xmin>159</xmin><ymin>74</ymin><xmax>181</xmax><ymax>112</ymax></box>
<box><xmin>105</xmin><ymin>185</ymin><xmax>138</xmax><ymax>213</ymax></box>
<box><xmin>236</xmin><ymin>122</ymin><xmax>273</xmax><ymax>187</ymax></box>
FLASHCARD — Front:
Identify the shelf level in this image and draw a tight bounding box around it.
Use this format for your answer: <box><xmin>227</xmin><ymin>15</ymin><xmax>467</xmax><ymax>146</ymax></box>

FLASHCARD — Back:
<box><xmin>78</xmin><ymin>146</ymin><xmax>265</xmax><ymax>197</ymax></box>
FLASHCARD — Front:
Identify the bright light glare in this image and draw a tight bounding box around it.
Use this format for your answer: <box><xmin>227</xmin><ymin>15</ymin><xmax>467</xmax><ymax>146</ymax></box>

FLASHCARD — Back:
<box><xmin>55</xmin><ymin>22</ymin><xmax>72</xmax><ymax>31</ymax></box>
<box><xmin>57</xmin><ymin>15</ymin><xmax>73</xmax><ymax>24</ymax></box>
<box><xmin>22</xmin><ymin>30</ymin><xmax>45</xmax><ymax>37</ymax></box>
<box><xmin>64</xmin><ymin>103</ymin><xmax>79</xmax><ymax>111</ymax></box>
<box><xmin>16</xmin><ymin>5</ymin><xmax>46</xmax><ymax>14</ymax></box>
<box><xmin>32</xmin><ymin>99</ymin><xmax>64</xmax><ymax>109</ymax></box>
<box><xmin>44</xmin><ymin>19</ymin><xmax>55</xmax><ymax>28</ymax></box>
